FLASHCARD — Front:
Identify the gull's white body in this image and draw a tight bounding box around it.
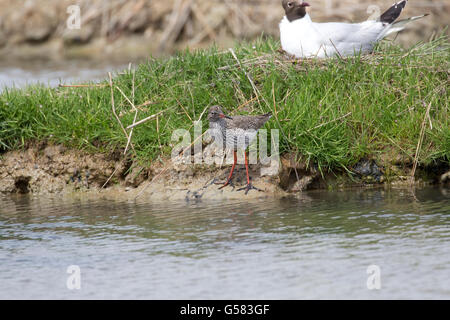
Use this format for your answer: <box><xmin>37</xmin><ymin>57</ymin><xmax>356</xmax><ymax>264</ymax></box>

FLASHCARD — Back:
<box><xmin>279</xmin><ymin>11</ymin><xmax>423</xmax><ymax>58</ymax></box>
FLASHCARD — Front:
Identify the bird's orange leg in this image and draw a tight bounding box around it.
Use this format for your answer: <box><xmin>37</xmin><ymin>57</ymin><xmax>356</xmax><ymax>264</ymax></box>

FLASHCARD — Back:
<box><xmin>238</xmin><ymin>151</ymin><xmax>263</xmax><ymax>195</ymax></box>
<box><xmin>216</xmin><ymin>150</ymin><xmax>237</xmax><ymax>189</ymax></box>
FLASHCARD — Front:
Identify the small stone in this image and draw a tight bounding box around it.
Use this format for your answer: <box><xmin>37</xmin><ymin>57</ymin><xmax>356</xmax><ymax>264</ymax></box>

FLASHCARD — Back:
<box><xmin>124</xmin><ymin>166</ymin><xmax>147</xmax><ymax>187</ymax></box>
<box><xmin>290</xmin><ymin>175</ymin><xmax>314</xmax><ymax>192</ymax></box>
<box><xmin>260</xmin><ymin>159</ymin><xmax>281</xmax><ymax>177</ymax></box>
<box><xmin>441</xmin><ymin>171</ymin><xmax>450</xmax><ymax>184</ymax></box>
<box><xmin>353</xmin><ymin>159</ymin><xmax>383</xmax><ymax>181</ymax></box>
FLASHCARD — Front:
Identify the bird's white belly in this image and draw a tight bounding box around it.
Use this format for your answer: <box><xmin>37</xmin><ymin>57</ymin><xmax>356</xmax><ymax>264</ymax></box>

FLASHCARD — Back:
<box><xmin>280</xmin><ymin>17</ymin><xmax>323</xmax><ymax>58</ymax></box>
<box><xmin>225</xmin><ymin>128</ymin><xmax>258</xmax><ymax>151</ymax></box>
<box><xmin>280</xmin><ymin>17</ymin><xmax>383</xmax><ymax>58</ymax></box>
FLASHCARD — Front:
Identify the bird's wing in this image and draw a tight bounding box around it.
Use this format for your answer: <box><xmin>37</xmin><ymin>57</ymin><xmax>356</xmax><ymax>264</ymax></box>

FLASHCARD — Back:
<box><xmin>383</xmin><ymin>14</ymin><xmax>429</xmax><ymax>37</ymax></box>
<box><xmin>312</xmin><ymin>21</ymin><xmax>383</xmax><ymax>46</ymax></box>
<box><xmin>225</xmin><ymin>115</ymin><xmax>271</xmax><ymax>131</ymax></box>
<box><xmin>311</xmin><ymin>21</ymin><xmax>385</xmax><ymax>54</ymax></box>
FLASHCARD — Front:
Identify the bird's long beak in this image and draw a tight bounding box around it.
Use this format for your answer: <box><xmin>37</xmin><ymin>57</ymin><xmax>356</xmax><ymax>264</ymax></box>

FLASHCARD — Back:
<box><xmin>301</xmin><ymin>1</ymin><xmax>310</xmax><ymax>7</ymax></box>
<box><xmin>219</xmin><ymin>114</ymin><xmax>232</xmax><ymax>119</ymax></box>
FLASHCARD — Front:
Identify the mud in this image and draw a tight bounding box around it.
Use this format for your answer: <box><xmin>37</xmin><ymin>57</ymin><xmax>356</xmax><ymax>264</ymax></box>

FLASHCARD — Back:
<box><xmin>0</xmin><ymin>143</ymin><xmax>448</xmax><ymax>201</ymax></box>
<box><xmin>0</xmin><ymin>144</ymin><xmax>287</xmax><ymax>200</ymax></box>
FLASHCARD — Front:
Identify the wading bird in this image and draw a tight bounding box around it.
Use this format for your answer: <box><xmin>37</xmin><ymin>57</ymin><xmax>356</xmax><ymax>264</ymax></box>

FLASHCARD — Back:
<box><xmin>208</xmin><ymin>105</ymin><xmax>271</xmax><ymax>194</ymax></box>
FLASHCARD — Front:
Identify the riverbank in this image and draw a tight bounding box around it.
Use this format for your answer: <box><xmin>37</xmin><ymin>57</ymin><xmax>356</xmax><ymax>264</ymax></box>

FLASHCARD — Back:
<box><xmin>0</xmin><ymin>37</ymin><xmax>449</xmax><ymax>198</ymax></box>
<box><xmin>0</xmin><ymin>143</ymin><xmax>448</xmax><ymax>201</ymax></box>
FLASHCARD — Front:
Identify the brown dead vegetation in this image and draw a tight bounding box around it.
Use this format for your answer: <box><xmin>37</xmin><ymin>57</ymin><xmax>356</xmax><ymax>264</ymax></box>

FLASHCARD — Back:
<box><xmin>0</xmin><ymin>0</ymin><xmax>447</xmax><ymax>58</ymax></box>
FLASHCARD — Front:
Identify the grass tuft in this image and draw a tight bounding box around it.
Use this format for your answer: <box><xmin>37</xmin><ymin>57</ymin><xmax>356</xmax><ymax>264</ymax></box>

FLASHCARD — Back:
<box><xmin>0</xmin><ymin>35</ymin><xmax>449</xmax><ymax>172</ymax></box>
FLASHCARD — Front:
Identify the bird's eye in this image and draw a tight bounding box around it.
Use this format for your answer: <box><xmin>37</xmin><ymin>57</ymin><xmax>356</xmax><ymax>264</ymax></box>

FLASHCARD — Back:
<box><xmin>287</xmin><ymin>2</ymin><xmax>293</xmax><ymax>7</ymax></box>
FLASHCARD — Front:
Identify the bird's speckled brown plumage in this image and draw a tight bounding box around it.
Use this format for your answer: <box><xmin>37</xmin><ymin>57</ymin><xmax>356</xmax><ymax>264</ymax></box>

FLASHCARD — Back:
<box><xmin>208</xmin><ymin>105</ymin><xmax>272</xmax><ymax>194</ymax></box>
<box><xmin>208</xmin><ymin>105</ymin><xmax>271</xmax><ymax>151</ymax></box>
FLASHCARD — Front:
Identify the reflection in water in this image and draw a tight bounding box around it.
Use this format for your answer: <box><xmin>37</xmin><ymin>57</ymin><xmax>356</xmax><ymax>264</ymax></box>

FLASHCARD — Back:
<box><xmin>0</xmin><ymin>187</ymin><xmax>449</xmax><ymax>299</ymax></box>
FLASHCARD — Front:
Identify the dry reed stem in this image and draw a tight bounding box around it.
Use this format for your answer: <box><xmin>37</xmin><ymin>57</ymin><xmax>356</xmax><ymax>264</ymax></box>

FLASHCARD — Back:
<box><xmin>126</xmin><ymin>109</ymin><xmax>168</xmax><ymax>130</ymax></box>
<box><xmin>136</xmin><ymin>100</ymin><xmax>158</xmax><ymax>110</ymax></box>
<box><xmin>118</xmin><ymin>67</ymin><xmax>138</xmax><ymax>155</ymax></box>
<box><xmin>328</xmin><ymin>39</ymin><xmax>344</xmax><ymax>60</ymax></box>
<box><xmin>101</xmin><ymin>167</ymin><xmax>119</xmax><ymax>189</ymax></box>
<box><xmin>231</xmin><ymin>96</ymin><xmax>258</xmax><ymax>115</ymax></box>
<box><xmin>125</xmin><ymin>110</ymin><xmax>139</xmax><ymax>155</ymax></box>
<box><xmin>115</xmin><ymin>86</ymin><xmax>136</xmax><ymax>111</ymax></box>
<box><xmin>174</xmin><ymin>97</ymin><xmax>193</xmax><ymax>122</ymax></box>
<box><xmin>58</xmin><ymin>84</ymin><xmax>108</xmax><ymax>88</ymax></box>
<box><xmin>108</xmin><ymin>72</ymin><xmax>133</xmax><ymax>150</ymax></box>
<box><xmin>411</xmin><ymin>101</ymin><xmax>433</xmax><ymax>180</ymax></box>
<box><xmin>228</xmin><ymin>48</ymin><xmax>263</xmax><ymax>109</ymax></box>
<box><xmin>156</xmin><ymin>115</ymin><xmax>162</xmax><ymax>150</ymax></box>
<box><xmin>102</xmin><ymin>72</ymin><xmax>134</xmax><ymax>189</ymax></box>
<box><xmin>114</xmin><ymin>84</ymin><xmax>139</xmax><ymax>155</ymax></box>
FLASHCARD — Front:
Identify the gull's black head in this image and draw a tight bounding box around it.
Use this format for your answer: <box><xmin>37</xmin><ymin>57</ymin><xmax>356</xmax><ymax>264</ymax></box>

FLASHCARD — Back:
<box><xmin>282</xmin><ymin>0</ymin><xmax>310</xmax><ymax>22</ymax></box>
<box><xmin>208</xmin><ymin>105</ymin><xmax>232</xmax><ymax>122</ymax></box>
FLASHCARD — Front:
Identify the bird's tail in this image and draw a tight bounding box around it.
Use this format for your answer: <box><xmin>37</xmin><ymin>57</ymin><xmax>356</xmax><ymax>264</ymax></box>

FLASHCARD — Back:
<box><xmin>384</xmin><ymin>14</ymin><xmax>429</xmax><ymax>37</ymax></box>
<box><xmin>379</xmin><ymin>0</ymin><xmax>408</xmax><ymax>24</ymax></box>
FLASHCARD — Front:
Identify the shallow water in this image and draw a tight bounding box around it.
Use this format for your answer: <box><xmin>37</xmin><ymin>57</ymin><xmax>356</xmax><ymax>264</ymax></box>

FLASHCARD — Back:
<box><xmin>0</xmin><ymin>59</ymin><xmax>130</xmax><ymax>91</ymax></box>
<box><xmin>0</xmin><ymin>187</ymin><xmax>449</xmax><ymax>299</ymax></box>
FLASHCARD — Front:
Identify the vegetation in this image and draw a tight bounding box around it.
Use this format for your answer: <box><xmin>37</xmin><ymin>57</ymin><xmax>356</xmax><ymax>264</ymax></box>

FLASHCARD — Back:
<box><xmin>0</xmin><ymin>35</ymin><xmax>449</xmax><ymax>174</ymax></box>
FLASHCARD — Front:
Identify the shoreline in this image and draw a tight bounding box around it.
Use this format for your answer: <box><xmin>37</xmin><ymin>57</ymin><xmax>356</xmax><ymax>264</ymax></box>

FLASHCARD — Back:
<box><xmin>1</xmin><ymin>38</ymin><xmax>448</xmax><ymax>199</ymax></box>
<box><xmin>1</xmin><ymin>144</ymin><xmax>448</xmax><ymax>200</ymax></box>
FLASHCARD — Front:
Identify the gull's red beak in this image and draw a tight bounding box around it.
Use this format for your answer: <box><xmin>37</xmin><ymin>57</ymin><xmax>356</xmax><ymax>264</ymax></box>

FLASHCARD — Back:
<box><xmin>301</xmin><ymin>2</ymin><xmax>310</xmax><ymax>7</ymax></box>
<box><xmin>219</xmin><ymin>114</ymin><xmax>232</xmax><ymax>119</ymax></box>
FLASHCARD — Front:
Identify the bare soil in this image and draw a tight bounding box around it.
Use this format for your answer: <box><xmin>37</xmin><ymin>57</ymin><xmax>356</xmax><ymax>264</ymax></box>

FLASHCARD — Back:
<box><xmin>1</xmin><ymin>143</ymin><xmax>448</xmax><ymax>201</ymax></box>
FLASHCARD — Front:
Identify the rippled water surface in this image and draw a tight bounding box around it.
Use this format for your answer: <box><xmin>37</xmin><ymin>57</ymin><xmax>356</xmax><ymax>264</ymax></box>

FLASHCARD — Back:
<box><xmin>0</xmin><ymin>187</ymin><xmax>449</xmax><ymax>299</ymax></box>
<box><xmin>0</xmin><ymin>59</ymin><xmax>129</xmax><ymax>91</ymax></box>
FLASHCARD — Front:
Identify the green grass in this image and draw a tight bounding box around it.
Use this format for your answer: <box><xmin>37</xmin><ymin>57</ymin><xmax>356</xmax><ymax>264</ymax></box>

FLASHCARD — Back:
<box><xmin>0</xmin><ymin>35</ymin><xmax>449</xmax><ymax>173</ymax></box>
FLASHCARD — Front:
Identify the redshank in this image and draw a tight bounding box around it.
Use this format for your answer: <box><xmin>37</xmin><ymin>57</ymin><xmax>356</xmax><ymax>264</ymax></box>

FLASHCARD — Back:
<box><xmin>208</xmin><ymin>105</ymin><xmax>272</xmax><ymax>194</ymax></box>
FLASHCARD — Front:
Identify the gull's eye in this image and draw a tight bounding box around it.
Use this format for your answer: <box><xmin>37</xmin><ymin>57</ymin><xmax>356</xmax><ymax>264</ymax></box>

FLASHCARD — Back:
<box><xmin>287</xmin><ymin>2</ymin><xmax>293</xmax><ymax>8</ymax></box>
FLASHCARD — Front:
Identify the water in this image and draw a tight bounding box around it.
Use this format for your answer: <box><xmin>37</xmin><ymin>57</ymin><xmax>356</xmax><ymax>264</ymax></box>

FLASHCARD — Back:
<box><xmin>0</xmin><ymin>187</ymin><xmax>449</xmax><ymax>299</ymax></box>
<box><xmin>0</xmin><ymin>59</ymin><xmax>131</xmax><ymax>91</ymax></box>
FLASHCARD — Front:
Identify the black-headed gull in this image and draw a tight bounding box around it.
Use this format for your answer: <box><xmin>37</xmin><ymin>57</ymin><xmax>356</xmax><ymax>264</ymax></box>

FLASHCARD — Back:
<box><xmin>280</xmin><ymin>0</ymin><xmax>428</xmax><ymax>58</ymax></box>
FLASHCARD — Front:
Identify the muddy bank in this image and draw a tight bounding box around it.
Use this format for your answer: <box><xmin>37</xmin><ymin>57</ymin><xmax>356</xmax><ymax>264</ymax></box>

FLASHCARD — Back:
<box><xmin>1</xmin><ymin>144</ymin><xmax>448</xmax><ymax>201</ymax></box>
<box><xmin>0</xmin><ymin>144</ymin><xmax>285</xmax><ymax>200</ymax></box>
<box><xmin>0</xmin><ymin>0</ymin><xmax>447</xmax><ymax>60</ymax></box>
